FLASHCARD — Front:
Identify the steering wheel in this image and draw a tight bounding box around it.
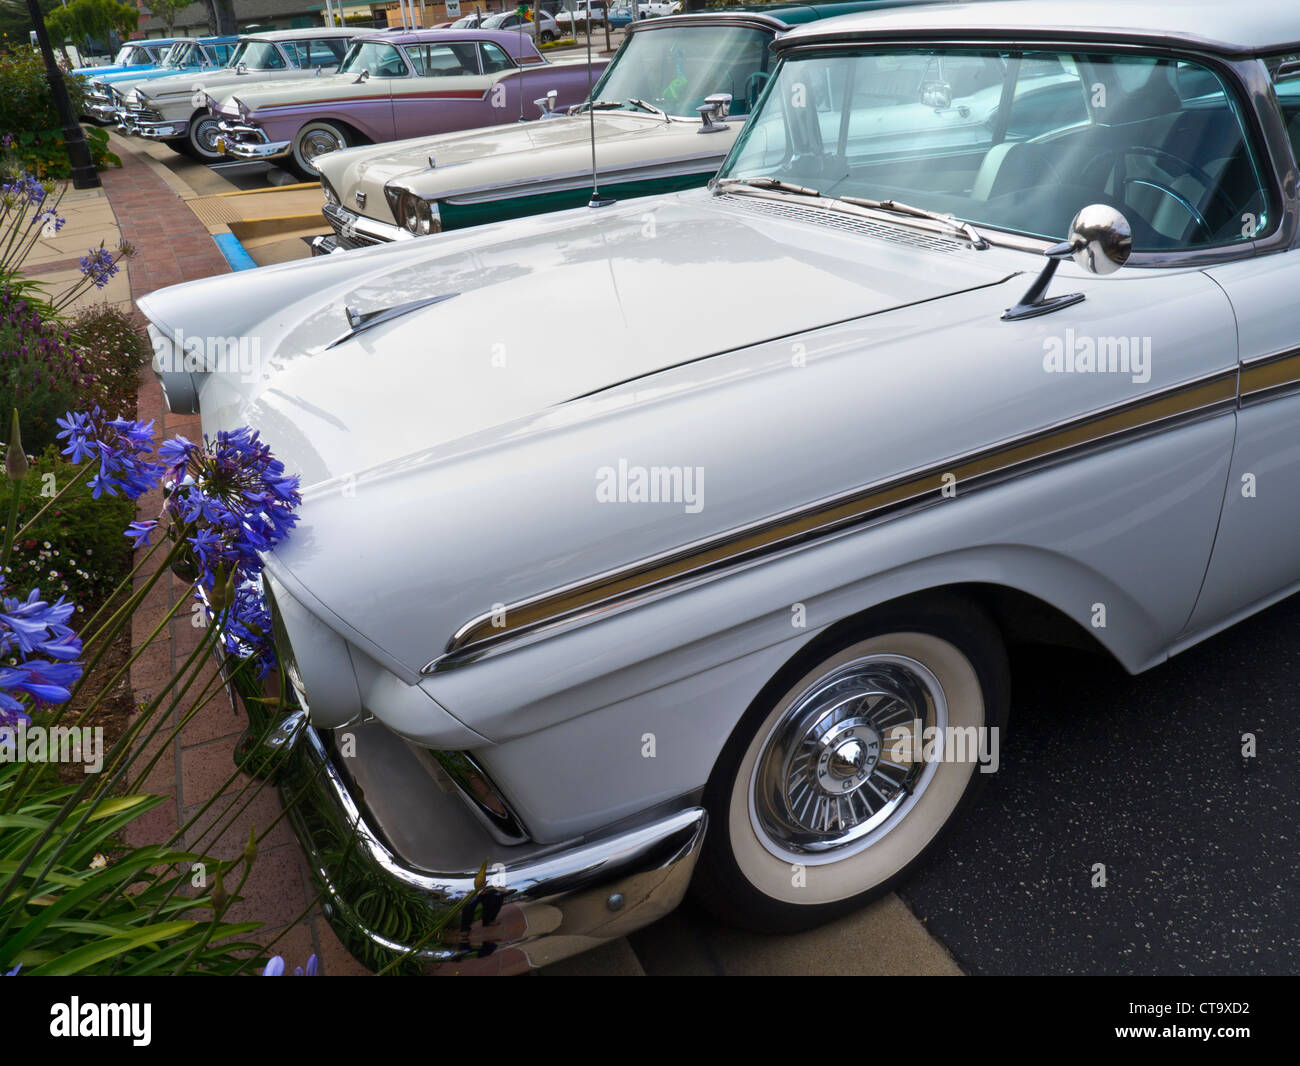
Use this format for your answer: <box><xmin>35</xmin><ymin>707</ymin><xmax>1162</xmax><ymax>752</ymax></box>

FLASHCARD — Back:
<box><xmin>743</xmin><ymin>70</ymin><xmax>770</xmax><ymax>112</ymax></box>
<box><xmin>1083</xmin><ymin>146</ymin><xmax>1237</xmax><ymax>244</ymax></box>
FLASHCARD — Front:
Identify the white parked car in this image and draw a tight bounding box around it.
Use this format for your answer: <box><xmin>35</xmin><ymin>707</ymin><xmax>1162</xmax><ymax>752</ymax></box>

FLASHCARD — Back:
<box><xmin>140</xmin><ymin>0</ymin><xmax>1300</xmax><ymax>973</ymax></box>
<box><xmin>481</xmin><ymin>10</ymin><xmax>564</xmax><ymax>44</ymax></box>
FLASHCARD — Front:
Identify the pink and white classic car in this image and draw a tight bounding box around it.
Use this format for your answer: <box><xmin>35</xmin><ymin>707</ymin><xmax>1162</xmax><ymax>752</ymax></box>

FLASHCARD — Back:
<box><xmin>210</xmin><ymin>28</ymin><xmax>606</xmax><ymax>179</ymax></box>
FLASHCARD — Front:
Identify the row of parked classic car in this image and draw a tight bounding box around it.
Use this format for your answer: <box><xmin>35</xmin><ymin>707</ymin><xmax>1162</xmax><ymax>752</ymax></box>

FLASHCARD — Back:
<box><xmin>135</xmin><ymin>0</ymin><xmax>1300</xmax><ymax>974</ymax></box>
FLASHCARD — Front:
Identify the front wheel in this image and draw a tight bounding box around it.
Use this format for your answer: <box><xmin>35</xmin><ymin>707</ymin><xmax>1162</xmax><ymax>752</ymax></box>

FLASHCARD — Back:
<box><xmin>183</xmin><ymin>111</ymin><xmax>225</xmax><ymax>162</ymax></box>
<box><xmin>287</xmin><ymin>120</ymin><xmax>351</xmax><ymax>180</ymax></box>
<box><xmin>692</xmin><ymin>595</ymin><xmax>1009</xmax><ymax>932</ymax></box>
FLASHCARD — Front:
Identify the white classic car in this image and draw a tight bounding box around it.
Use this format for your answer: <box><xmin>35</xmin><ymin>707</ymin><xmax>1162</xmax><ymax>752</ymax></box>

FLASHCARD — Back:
<box><xmin>118</xmin><ymin>27</ymin><xmax>374</xmax><ymax>161</ymax></box>
<box><xmin>139</xmin><ymin>0</ymin><xmax>1300</xmax><ymax>973</ymax></box>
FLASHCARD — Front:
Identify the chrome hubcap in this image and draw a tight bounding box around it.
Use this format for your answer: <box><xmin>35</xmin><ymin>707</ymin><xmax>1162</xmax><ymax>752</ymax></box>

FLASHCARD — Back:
<box><xmin>749</xmin><ymin>654</ymin><xmax>946</xmax><ymax>862</ymax></box>
<box><xmin>195</xmin><ymin>119</ymin><xmax>220</xmax><ymax>153</ymax></box>
<box><xmin>301</xmin><ymin>129</ymin><xmax>341</xmax><ymax>164</ymax></box>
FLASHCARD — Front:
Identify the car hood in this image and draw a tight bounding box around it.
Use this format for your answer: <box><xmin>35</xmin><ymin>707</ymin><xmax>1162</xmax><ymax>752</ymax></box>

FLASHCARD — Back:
<box><xmin>318</xmin><ymin>111</ymin><xmax>725</xmax><ymax>223</ymax></box>
<box><xmin>139</xmin><ymin>189</ymin><xmax>1023</xmax><ymax>676</ymax></box>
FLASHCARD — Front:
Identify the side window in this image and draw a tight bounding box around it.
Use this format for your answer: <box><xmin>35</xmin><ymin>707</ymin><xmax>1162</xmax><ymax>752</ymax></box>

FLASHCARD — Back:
<box><xmin>131</xmin><ymin>50</ymin><xmax>152</xmax><ymax>66</ymax></box>
<box><xmin>479</xmin><ymin>42</ymin><xmax>513</xmax><ymax>75</ymax></box>
<box><xmin>308</xmin><ymin>38</ymin><xmax>346</xmax><ymax>68</ymax></box>
<box><xmin>407</xmin><ymin>43</ymin><xmax>479</xmax><ymax>77</ymax></box>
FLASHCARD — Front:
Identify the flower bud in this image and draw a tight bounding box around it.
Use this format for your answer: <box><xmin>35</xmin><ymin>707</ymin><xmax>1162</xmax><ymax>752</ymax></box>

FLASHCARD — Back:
<box><xmin>5</xmin><ymin>410</ymin><xmax>27</xmax><ymax>482</ymax></box>
<box><xmin>211</xmin><ymin>867</ymin><xmax>228</xmax><ymax>913</ymax></box>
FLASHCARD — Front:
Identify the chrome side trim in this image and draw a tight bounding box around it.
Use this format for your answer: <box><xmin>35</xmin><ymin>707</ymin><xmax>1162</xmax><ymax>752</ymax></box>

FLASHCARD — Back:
<box><xmin>427</xmin><ymin>368</ymin><xmax>1239</xmax><ymax>672</ymax></box>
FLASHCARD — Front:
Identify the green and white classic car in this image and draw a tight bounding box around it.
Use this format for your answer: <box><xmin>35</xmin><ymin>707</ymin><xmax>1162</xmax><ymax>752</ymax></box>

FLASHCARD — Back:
<box><xmin>311</xmin><ymin>3</ymin><xmax>887</xmax><ymax>252</ymax></box>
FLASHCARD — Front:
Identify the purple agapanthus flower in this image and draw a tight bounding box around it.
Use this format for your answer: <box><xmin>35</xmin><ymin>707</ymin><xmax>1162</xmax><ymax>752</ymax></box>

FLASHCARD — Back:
<box><xmin>56</xmin><ymin>408</ymin><xmax>164</xmax><ymax>500</ymax></box>
<box><xmin>0</xmin><ymin>587</ymin><xmax>84</xmax><ymax>728</ymax></box>
<box><xmin>195</xmin><ymin>579</ymin><xmax>276</xmax><ymax>679</ymax></box>
<box><xmin>4</xmin><ymin>965</ymin><xmax>19</xmax><ymax>977</ymax></box>
<box><xmin>78</xmin><ymin>246</ymin><xmax>119</xmax><ymax>289</ymax></box>
<box><xmin>262</xmin><ymin>954</ymin><xmax>317</xmax><ymax>976</ymax></box>
<box><xmin>163</xmin><ymin>427</ymin><xmax>300</xmax><ymax>589</ymax></box>
<box><xmin>124</xmin><ymin>520</ymin><xmax>158</xmax><ymax>547</ymax></box>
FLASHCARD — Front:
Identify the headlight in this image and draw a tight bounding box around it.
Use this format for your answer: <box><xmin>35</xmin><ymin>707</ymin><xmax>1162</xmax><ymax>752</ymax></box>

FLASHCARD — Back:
<box><xmin>321</xmin><ymin>177</ymin><xmax>339</xmax><ymax>206</ymax></box>
<box><xmin>396</xmin><ymin>190</ymin><xmax>440</xmax><ymax>235</ymax></box>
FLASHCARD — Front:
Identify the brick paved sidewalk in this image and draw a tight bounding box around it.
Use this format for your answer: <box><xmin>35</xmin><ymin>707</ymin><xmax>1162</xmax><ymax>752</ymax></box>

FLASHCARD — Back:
<box><xmin>96</xmin><ymin>148</ymin><xmax>369</xmax><ymax>975</ymax></box>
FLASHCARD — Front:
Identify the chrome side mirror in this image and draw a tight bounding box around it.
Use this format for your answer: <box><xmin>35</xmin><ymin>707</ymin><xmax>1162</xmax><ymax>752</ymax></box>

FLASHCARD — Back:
<box><xmin>697</xmin><ymin>92</ymin><xmax>732</xmax><ymax>134</ymax></box>
<box><xmin>1003</xmin><ymin>205</ymin><xmax>1132</xmax><ymax>321</ymax></box>
<box><xmin>1064</xmin><ymin>203</ymin><xmax>1132</xmax><ymax>275</ymax></box>
<box><xmin>354</xmin><ymin>68</ymin><xmax>369</xmax><ymax>84</ymax></box>
<box><xmin>535</xmin><ymin>88</ymin><xmax>559</xmax><ymax>118</ymax></box>
<box><xmin>921</xmin><ymin>80</ymin><xmax>952</xmax><ymax>109</ymax></box>
<box><xmin>236</xmin><ymin>62</ymin><xmax>247</xmax><ymax>75</ymax></box>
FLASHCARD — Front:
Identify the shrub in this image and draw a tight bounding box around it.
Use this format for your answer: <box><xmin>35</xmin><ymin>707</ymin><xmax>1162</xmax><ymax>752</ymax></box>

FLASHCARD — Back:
<box><xmin>2</xmin><ymin>445</ymin><xmax>134</xmax><ymax>612</ymax></box>
<box><xmin>0</xmin><ymin>50</ymin><xmax>120</xmax><ymax>180</ymax></box>
<box><xmin>0</xmin><ymin>285</ymin><xmax>91</xmax><ymax>453</ymax></box>
<box><xmin>69</xmin><ymin>302</ymin><xmax>151</xmax><ymax>420</ymax></box>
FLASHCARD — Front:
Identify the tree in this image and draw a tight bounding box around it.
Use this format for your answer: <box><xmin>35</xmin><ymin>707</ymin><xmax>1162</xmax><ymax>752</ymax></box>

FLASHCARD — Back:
<box><xmin>46</xmin><ymin>0</ymin><xmax>139</xmax><ymax>54</ymax></box>
<box><xmin>146</xmin><ymin>0</ymin><xmax>193</xmax><ymax>34</ymax></box>
<box><xmin>202</xmin><ymin>0</ymin><xmax>235</xmax><ymax>36</ymax></box>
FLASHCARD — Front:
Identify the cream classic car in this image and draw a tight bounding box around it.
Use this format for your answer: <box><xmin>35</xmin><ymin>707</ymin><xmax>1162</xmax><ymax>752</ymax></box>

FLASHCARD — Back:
<box><xmin>311</xmin><ymin>5</ymin><xmax>880</xmax><ymax>251</ymax></box>
<box><xmin>118</xmin><ymin>27</ymin><xmax>373</xmax><ymax>161</ymax></box>
<box><xmin>139</xmin><ymin>0</ymin><xmax>1300</xmax><ymax>973</ymax></box>
<box><xmin>209</xmin><ymin>29</ymin><xmax>603</xmax><ymax>180</ymax></box>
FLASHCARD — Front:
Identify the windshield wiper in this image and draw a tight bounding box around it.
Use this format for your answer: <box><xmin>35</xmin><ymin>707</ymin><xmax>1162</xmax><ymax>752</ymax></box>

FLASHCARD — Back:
<box><xmin>840</xmin><ymin>195</ymin><xmax>989</xmax><ymax>249</ymax></box>
<box><xmin>713</xmin><ymin>176</ymin><xmax>823</xmax><ymax>197</ymax></box>
<box><xmin>327</xmin><ymin>293</ymin><xmax>459</xmax><ymax>349</ymax></box>
<box><xmin>626</xmin><ymin>98</ymin><xmax>668</xmax><ymax>122</ymax></box>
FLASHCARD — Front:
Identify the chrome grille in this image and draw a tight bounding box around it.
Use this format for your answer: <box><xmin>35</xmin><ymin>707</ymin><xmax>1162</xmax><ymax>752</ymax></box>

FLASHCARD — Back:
<box><xmin>715</xmin><ymin>193</ymin><xmax>964</xmax><ymax>252</ymax></box>
<box><xmin>323</xmin><ymin>203</ymin><xmax>383</xmax><ymax>249</ymax></box>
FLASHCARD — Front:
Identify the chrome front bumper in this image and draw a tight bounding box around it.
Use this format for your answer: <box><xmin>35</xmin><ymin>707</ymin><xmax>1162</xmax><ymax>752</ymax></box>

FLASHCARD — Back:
<box><xmin>120</xmin><ymin>109</ymin><xmax>189</xmax><ymax>139</ymax></box>
<box><xmin>86</xmin><ymin>100</ymin><xmax>120</xmax><ymax>124</ymax></box>
<box><xmin>265</xmin><ymin>711</ymin><xmax>706</xmax><ymax>974</ymax></box>
<box><xmin>320</xmin><ymin>200</ymin><xmax>413</xmax><ymax>250</ymax></box>
<box><xmin>216</xmin><ymin>120</ymin><xmax>291</xmax><ymax>160</ymax></box>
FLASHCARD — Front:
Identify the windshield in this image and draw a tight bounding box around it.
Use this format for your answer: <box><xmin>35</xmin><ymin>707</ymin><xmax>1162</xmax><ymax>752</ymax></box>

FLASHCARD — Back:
<box><xmin>161</xmin><ymin>42</ymin><xmax>199</xmax><ymax>69</ymax></box>
<box><xmin>113</xmin><ymin>45</ymin><xmax>153</xmax><ymax>67</ymax></box>
<box><xmin>228</xmin><ymin>40</ymin><xmax>288</xmax><ymax>70</ymax></box>
<box><xmin>590</xmin><ymin>25</ymin><xmax>772</xmax><ymax>117</ymax></box>
<box><xmin>720</xmin><ymin>47</ymin><xmax>1272</xmax><ymax>252</ymax></box>
<box><xmin>339</xmin><ymin>41</ymin><xmax>409</xmax><ymax>78</ymax></box>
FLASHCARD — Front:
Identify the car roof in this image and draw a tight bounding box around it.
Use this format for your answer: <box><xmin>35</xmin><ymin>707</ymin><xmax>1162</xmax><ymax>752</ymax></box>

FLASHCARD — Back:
<box><xmin>242</xmin><ymin>27</ymin><xmax>369</xmax><ymax>42</ymax></box>
<box><xmin>778</xmin><ymin>0</ymin><xmax>1300</xmax><ymax>58</ymax></box>
<box><xmin>376</xmin><ymin>27</ymin><xmax>541</xmax><ymax>57</ymax></box>
<box><xmin>636</xmin><ymin>1</ymin><xmax>915</xmax><ymax>35</ymax></box>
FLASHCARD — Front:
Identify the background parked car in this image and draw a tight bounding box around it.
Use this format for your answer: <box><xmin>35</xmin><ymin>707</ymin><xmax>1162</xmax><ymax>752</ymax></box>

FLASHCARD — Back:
<box><xmin>81</xmin><ymin>37</ymin><xmax>239</xmax><ymax>125</ymax></box>
<box><xmin>211</xmin><ymin>28</ymin><xmax>602</xmax><ymax>179</ymax></box>
<box><xmin>118</xmin><ymin>27</ymin><xmax>374</xmax><ymax>162</ymax></box>
<box><xmin>481</xmin><ymin>10</ymin><xmax>563</xmax><ymax>44</ymax></box>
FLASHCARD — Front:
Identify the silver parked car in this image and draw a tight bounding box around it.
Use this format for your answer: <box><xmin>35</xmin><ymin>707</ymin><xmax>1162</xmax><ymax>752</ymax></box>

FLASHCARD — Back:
<box><xmin>139</xmin><ymin>0</ymin><xmax>1300</xmax><ymax>973</ymax></box>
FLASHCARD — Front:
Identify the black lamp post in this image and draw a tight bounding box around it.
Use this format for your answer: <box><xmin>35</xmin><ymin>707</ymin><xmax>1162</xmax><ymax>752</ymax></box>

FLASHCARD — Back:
<box><xmin>24</xmin><ymin>0</ymin><xmax>100</xmax><ymax>189</ymax></box>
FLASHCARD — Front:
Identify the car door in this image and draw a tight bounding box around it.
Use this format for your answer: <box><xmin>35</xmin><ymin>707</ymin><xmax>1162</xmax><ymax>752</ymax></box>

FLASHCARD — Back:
<box><xmin>393</xmin><ymin>40</ymin><xmax>504</xmax><ymax>138</ymax></box>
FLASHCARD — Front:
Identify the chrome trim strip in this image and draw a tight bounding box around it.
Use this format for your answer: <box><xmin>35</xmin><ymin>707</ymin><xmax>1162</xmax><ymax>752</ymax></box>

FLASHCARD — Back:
<box><xmin>427</xmin><ymin>368</ymin><xmax>1239</xmax><ymax>671</ymax></box>
<box><xmin>440</xmin><ymin>152</ymin><xmax>731</xmax><ymax>206</ymax></box>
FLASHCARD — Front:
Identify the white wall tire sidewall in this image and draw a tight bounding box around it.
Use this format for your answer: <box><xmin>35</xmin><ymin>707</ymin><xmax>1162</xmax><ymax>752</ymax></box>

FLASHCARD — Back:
<box><xmin>294</xmin><ymin>122</ymin><xmax>347</xmax><ymax>177</ymax></box>
<box><xmin>727</xmin><ymin>632</ymin><xmax>984</xmax><ymax>907</ymax></box>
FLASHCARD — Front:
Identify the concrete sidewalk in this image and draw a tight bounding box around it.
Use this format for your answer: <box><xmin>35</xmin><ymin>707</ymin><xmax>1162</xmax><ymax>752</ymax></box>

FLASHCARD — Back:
<box><xmin>33</xmin><ymin>135</ymin><xmax>966</xmax><ymax>978</ymax></box>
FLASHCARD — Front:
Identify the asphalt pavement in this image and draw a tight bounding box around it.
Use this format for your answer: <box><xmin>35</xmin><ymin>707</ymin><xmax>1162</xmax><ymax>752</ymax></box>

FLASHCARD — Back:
<box><xmin>903</xmin><ymin>593</ymin><xmax>1300</xmax><ymax>975</ymax></box>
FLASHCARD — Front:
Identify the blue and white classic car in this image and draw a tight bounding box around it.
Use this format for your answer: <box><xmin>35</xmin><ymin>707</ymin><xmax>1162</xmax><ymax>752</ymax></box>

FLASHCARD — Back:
<box><xmin>139</xmin><ymin>0</ymin><xmax>1300</xmax><ymax>972</ymax></box>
